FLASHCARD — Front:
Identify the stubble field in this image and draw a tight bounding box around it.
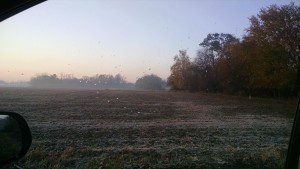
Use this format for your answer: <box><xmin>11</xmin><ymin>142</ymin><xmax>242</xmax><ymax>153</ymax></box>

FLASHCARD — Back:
<box><xmin>0</xmin><ymin>88</ymin><xmax>296</xmax><ymax>169</ymax></box>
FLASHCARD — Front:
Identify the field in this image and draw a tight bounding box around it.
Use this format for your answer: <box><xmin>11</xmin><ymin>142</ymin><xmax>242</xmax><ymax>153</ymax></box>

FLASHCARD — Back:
<box><xmin>0</xmin><ymin>88</ymin><xmax>297</xmax><ymax>169</ymax></box>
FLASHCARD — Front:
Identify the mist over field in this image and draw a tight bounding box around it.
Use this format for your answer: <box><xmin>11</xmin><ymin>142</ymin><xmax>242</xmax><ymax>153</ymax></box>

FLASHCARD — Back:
<box><xmin>1</xmin><ymin>3</ymin><xmax>299</xmax><ymax>97</ymax></box>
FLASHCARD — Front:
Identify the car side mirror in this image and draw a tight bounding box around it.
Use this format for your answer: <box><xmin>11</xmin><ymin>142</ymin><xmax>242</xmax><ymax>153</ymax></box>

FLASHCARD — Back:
<box><xmin>0</xmin><ymin>111</ymin><xmax>32</xmax><ymax>167</ymax></box>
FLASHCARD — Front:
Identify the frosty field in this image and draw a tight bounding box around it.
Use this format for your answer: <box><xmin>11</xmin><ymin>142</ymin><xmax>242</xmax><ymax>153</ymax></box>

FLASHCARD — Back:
<box><xmin>0</xmin><ymin>88</ymin><xmax>296</xmax><ymax>169</ymax></box>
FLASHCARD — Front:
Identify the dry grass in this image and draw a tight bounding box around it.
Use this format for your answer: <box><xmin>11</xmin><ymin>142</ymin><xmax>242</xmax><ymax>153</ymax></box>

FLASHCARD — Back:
<box><xmin>0</xmin><ymin>88</ymin><xmax>296</xmax><ymax>168</ymax></box>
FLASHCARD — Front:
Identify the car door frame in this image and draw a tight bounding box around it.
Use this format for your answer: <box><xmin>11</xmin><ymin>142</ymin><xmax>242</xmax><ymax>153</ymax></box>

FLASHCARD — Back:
<box><xmin>286</xmin><ymin>97</ymin><xmax>300</xmax><ymax>169</ymax></box>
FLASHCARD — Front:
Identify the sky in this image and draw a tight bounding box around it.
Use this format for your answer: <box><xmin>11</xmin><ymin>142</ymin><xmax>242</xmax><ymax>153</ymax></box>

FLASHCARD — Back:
<box><xmin>0</xmin><ymin>0</ymin><xmax>297</xmax><ymax>83</ymax></box>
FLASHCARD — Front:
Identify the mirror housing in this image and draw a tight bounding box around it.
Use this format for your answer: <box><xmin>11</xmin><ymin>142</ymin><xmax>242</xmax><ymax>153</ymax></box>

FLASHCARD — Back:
<box><xmin>0</xmin><ymin>111</ymin><xmax>32</xmax><ymax>167</ymax></box>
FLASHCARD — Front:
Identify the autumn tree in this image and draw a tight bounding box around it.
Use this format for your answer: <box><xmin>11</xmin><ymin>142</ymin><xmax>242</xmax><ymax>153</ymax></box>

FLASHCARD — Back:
<box><xmin>246</xmin><ymin>3</ymin><xmax>300</xmax><ymax>96</ymax></box>
<box><xmin>217</xmin><ymin>42</ymin><xmax>251</xmax><ymax>94</ymax></box>
<box><xmin>195</xmin><ymin>33</ymin><xmax>239</xmax><ymax>92</ymax></box>
<box><xmin>168</xmin><ymin>50</ymin><xmax>194</xmax><ymax>90</ymax></box>
<box><xmin>168</xmin><ymin>4</ymin><xmax>299</xmax><ymax>97</ymax></box>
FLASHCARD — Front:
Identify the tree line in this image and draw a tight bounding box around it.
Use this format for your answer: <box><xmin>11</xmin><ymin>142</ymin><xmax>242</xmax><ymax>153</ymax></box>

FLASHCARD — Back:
<box><xmin>168</xmin><ymin>3</ymin><xmax>300</xmax><ymax>97</ymax></box>
<box><xmin>21</xmin><ymin>4</ymin><xmax>300</xmax><ymax>96</ymax></box>
<box><xmin>30</xmin><ymin>73</ymin><xmax>166</xmax><ymax>90</ymax></box>
<box><xmin>30</xmin><ymin>73</ymin><xmax>134</xmax><ymax>89</ymax></box>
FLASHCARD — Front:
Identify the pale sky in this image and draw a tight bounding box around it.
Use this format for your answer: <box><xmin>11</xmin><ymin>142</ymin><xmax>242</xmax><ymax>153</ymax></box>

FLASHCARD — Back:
<box><xmin>0</xmin><ymin>0</ymin><xmax>296</xmax><ymax>83</ymax></box>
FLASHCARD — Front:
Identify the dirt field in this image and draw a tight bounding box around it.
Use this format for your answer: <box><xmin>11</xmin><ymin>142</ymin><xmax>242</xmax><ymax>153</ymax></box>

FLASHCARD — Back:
<box><xmin>0</xmin><ymin>88</ymin><xmax>297</xmax><ymax>169</ymax></box>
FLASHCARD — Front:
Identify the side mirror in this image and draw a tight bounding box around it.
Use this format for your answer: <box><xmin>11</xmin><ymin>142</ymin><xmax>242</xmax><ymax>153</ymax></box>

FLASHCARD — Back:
<box><xmin>0</xmin><ymin>111</ymin><xmax>32</xmax><ymax>167</ymax></box>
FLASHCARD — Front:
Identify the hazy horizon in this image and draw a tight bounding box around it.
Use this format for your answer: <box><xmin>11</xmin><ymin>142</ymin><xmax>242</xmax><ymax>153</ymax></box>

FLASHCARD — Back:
<box><xmin>0</xmin><ymin>0</ymin><xmax>297</xmax><ymax>83</ymax></box>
